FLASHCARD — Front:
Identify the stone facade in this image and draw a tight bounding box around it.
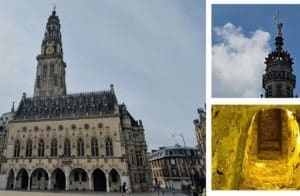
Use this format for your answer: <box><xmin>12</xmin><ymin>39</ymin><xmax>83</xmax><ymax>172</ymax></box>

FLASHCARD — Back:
<box><xmin>0</xmin><ymin>111</ymin><xmax>15</xmax><ymax>171</ymax></box>
<box><xmin>262</xmin><ymin>22</ymin><xmax>296</xmax><ymax>98</ymax></box>
<box><xmin>148</xmin><ymin>146</ymin><xmax>201</xmax><ymax>190</ymax></box>
<box><xmin>0</xmin><ymin>7</ymin><xmax>151</xmax><ymax>192</ymax></box>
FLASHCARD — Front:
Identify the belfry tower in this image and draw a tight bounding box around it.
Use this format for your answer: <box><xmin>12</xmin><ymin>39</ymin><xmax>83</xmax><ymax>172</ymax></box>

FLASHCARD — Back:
<box><xmin>34</xmin><ymin>6</ymin><xmax>67</xmax><ymax>97</ymax></box>
<box><xmin>262</xmin><ymin>21</ymin><xmax>296</xmax><ymax>97</ymax></box>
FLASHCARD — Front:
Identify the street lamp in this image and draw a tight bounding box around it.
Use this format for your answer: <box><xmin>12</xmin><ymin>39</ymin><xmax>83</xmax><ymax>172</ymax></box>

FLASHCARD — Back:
<box><xmin>172</xmin><ymin>133</ymin><xmax>186</xmax><ymax>147</ymax></box>
<box><xmin>178</xmin><ymin>133</ymin><xmax>186</xmax><ymax>147</ymax></box>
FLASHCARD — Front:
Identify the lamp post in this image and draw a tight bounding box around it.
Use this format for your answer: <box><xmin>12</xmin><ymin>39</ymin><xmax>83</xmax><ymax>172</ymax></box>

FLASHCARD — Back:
<box><xmin>172</xmin><ymin>133</ymin><xmax>186</xmax><ymax>147</ymax></box>
<box><xmin>178</xmin><ymin>133</ymin><xmax>186</xmax><ymax>147</ymax></box>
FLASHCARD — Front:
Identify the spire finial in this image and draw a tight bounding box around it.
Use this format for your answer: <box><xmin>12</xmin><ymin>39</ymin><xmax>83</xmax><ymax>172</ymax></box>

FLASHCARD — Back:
<box><xmin>52</xmin><ymin>2</ymin><xmax>56</xmax><ymax>16</ymax></box>
<box><xmin>273</xmin><ymin>10</ymin><xmax>283</xmax><ymax>37</ymax></box>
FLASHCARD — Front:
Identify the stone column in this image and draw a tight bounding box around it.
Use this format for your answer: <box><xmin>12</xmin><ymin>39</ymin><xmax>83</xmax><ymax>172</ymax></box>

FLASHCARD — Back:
<box><xmin>27</xmin><ymin>173</ymin><xmax>31</xmax><ymax>190</ymax></box>
<box><xmin>88</xmin><ymin>173</ymin><xmax>92</xmax><ymax>191</ymax></box>
<box><xmin>13</xmin><ymin>176</ymin><xmax>16</xmax><ymax>190</ymax></box>
<box><xmin>106</xmin><ymin>173</ymin><xmax>110</xmax><ymax>192</ymax></box>
<box><xmin>48</xmin><ymin>173</ymin><xmax>51</xmax><ymax>190</ymax></box>
<box><xmin>65</xmin><ymin>173</ymin><xmax>70</xmax><ymax>191</ymax></box>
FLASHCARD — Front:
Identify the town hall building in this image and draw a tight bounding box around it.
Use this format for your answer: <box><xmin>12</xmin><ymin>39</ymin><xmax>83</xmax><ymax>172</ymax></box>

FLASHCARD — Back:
<box><xmin>0</xmin><ymin>7</ymin><xmax>151</xmax><ymax>192</ymax></box>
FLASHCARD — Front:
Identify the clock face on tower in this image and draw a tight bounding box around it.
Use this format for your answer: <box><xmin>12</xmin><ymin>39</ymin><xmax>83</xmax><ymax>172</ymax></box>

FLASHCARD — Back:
<box><xmin>46</xmin><ymin>46</ymin><xmax>54</xmax><ymax>54</ymax></box>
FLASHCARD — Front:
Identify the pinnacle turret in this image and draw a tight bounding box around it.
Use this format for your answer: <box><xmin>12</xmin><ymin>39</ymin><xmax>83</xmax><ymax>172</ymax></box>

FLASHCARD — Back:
<box><xmin>262</xmin><ymin>17</ymin><xmax>296</xmax><ymax>98</ymax></box>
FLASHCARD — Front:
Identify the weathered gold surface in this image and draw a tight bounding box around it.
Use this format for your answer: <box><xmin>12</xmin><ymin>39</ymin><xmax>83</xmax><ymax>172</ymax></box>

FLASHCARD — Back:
<box><xmin>212</xmin><ymin>105</ymin><xmax>300</xmax><ymax>190</ymax></box>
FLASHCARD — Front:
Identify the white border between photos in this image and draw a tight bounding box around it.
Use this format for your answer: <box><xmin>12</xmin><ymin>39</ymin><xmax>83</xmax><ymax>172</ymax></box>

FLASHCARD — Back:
<box><xmin>207</xmin><ymin>0</ymin><xmax>300</xmax><ymax>196</ymax></box>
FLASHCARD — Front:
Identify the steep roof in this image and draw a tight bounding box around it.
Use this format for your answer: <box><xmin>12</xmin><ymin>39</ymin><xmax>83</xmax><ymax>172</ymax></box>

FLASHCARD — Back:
<box><xmin>15</xmin><ymin>90</ymin><xmax>118</xmax><ymax>120</ymax></box>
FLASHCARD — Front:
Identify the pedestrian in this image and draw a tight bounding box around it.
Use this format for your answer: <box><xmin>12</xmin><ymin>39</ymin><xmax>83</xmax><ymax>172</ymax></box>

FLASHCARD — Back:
<box><xmin>191</xmin><ymin>168</ymin><xmax>201</xmax><ymax>196</ymax></box>
<box><xmin>122</xmin><ymin>182</ymin><xmax>128</xmax><ymax>196</ymax></box>
<box><xmin>156</xmin><ymin>181</ymin><xmax>161</xmax><ymax>196</ymax></box>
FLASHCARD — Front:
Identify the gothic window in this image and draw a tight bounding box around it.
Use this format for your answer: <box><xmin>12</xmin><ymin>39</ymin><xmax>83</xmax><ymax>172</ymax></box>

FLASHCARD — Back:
<box><xmin>91</xmin><ymin>138</ymin><xmax>99</xmax><ymax>157</ymax></box>
<box><xmin>277</xmin><ymin>84</ymin><xmax>283</xmax><ymax>97</ymax></box>
<box><xmin>136</xmin><ymin>150</ymin><xmax>143</xmax><ymax>166</ymax></box>
<box><xmin>105</xmin><ymin>137</ymin><xmax>113</xmax><ymax>156</ymax></box>
<box><xmin>51</xmin><ymin>139</ymin><xmax>57</xmax><ymax>157</ymax></box>
<box><xmin>77</xmin><ymin>138</ymin><xmax>84</xmax><ymax>157</ymax></box>
<box><xmin>38</xmin><ymin>139</ymin><xmax>45</xmax><ymax>157</ymax></box>
<box><xmin>64</xmin><ymin>139</ymin><xmax>71</xmax><ymax>156</ymax></box>
<box><xmin>36</xmin><ymin>76</ymin><xmax>41</xmax><ymax>88</ymax></box>
<box><xmin>57</xmin><ymin>44</ymin><xmax>61</xmax><ymax>53</ymax></box>
<box><xmin>71</xmin><ymin>124</ymin><xmax>76</xmax><ymax>130</ymax></box>
<box><xmin>131</xmin><ymin>150</ymin><xmax>135</xmax><ymax>164</ymax></box>
<box><xmin>42</xmin><ymin>64</ymin><xmax>48</xmax><ymax>78</ymax></box>
<box><xmin>134</xmin><ymin>173</ymin><xmax>139</xmax><ymax>183</ymax></box>
<box><xmin>14</xmin><ymin>140</ymin><xmax>20</xmax><ymax>157</ymax></box>
<box><xmin>26</xmin><ymin>140</ymin><xmax>32</xmax><ymax>157</ymax></box>
<box><xmin>54</xmin><ymin>75</ymin><xmax>58</xmax><ymax>86</ymax></box>
<box><xmin>266</xmin><ymin>85</ymin><xmax>272</xmax><ymax>97</ymax></box>
<box><xmin>139</xmin><ymin>173</ymin><xmax>146</xmax><ymax>183</ymax></box>
<box><xmin>60</xmin><ymin>76</ymin><xmax>64</xmax><ymax>87</ymax></box>
<box><xmin>50</xmin><ymin>64</ymin><xmax>54</xmax><ymax>77</ymax></box>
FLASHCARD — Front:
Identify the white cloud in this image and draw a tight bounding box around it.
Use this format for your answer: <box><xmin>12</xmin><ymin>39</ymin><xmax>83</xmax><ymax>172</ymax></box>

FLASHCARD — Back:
<box><xmin>212</xmin><ymin>23</ymin><xmax>271</xmax><ymax>97</ymax></box>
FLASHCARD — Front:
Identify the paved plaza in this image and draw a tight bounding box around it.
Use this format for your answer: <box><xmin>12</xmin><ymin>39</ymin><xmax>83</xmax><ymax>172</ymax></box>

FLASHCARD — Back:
<box><xmin>0</xmin><ymin>190</ymin><xmax>191</xmax><ymax>196</ymax></box>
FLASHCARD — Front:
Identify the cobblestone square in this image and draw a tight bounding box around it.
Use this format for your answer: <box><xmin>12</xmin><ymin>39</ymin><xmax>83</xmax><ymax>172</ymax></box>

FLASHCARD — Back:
<box><xmin>0</xmin><ymin>190</ymin><xmax>190</xmax><ymax>196</ymax></box>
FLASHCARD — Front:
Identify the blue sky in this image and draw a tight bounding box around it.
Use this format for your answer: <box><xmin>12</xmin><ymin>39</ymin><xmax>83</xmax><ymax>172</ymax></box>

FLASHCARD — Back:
<box><xmin>212</xmin><ymin>5</ymin><xmax>300</xmax><ymax>97</ymax></box>
<box><xmin>0</xmin><ymin>0</ymin><xmax>205</xmax><ymax>150</ymax></box>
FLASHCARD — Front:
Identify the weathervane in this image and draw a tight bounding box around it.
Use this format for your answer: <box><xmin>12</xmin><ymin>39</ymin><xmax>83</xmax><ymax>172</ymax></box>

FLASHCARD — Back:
<box><xmin>53</xmin><ymin>2</ymin><xmax>56</xmax><ymax>11</ymax></box>
<box><xmin>273</xmin><ymin>10</ymin><xmax>283</xmax><ymax>37</ymax></box>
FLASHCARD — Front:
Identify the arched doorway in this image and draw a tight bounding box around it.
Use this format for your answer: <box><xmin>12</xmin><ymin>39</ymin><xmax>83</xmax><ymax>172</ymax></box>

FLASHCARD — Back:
<box><xmin>92</xmin><ymin>169</ymin><xmax>106</xmax><ymax>191</ymax></box>
<box><xmin>109</xmin><ymin>169</ymin><xmax>121</xmax><ymax>192</ymax></box>
<box><xmin>51</xmin><ymin>168</ymin><xmax>65</xmax><ymax>190</ymax></box>
<box><xmin>16</xmin><ymin>168</ymin><xmax>28</xmax><ymax>190</ymax></box>
<box><xmin>30</xmin><ymin>168</ymin><xmax>48</xmax><ymax>190</ymax></box>
<box><xmin>69</xmin><ymin>168</ymin><xmax>88</xmax><ymax>191</ymax></box>
<box><xmin>7</xmin><ymin>169</ymin><xmax>14</xmax><ymax>189</ymax></box>
<box><xmin>240</xmin><ymin>109</ymin><xmax>299</xmax><ymax>189</ymax></box>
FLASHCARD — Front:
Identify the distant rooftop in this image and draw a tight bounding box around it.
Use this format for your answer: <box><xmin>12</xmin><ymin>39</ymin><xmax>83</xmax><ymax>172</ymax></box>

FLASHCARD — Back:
<box><xmin>148</xmin><ymin>145</ymin><xmax>200</xmax><ymax>161</ymax></box>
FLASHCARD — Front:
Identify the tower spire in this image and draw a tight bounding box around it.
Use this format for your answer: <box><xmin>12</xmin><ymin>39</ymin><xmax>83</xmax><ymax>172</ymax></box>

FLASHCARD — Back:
<box><xmin>262</xmin><ymin>13</ymin><xmax>296</xmax><ymax>98</ymax></box>
<box><xmin>52</xmin><ymin>2</ymin><xmax>56</xmax><ymax>16</ymax></box>
<box><xmin>273</xmin><ymin>11</ymin><xmax>284</xmax><ymax>51</ymax></box>
<box><xmin>34</xmin><ymin>7</ymin><xmax>67</xmax><ymax>97</ymax></box>
<box><xmin>273</xmin><ymin>10</ymin><xmax>283</xmax><ymax>37</ymax></box>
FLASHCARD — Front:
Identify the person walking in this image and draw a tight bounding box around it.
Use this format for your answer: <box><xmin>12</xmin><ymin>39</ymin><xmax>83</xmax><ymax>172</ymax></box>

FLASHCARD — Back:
<box><xmin>191</xmin><ymin>168</ymin><xmax>201</xmax><ymax>196</ymax></box>
<box><xmin>156</xmin><ymin>181</ymin><xmax>161</xmax><ymax>196</ymax></box>
<box><xmin>122</xmin><ymin>182</ymin><xmax>128</xmax><ymax>196</ymax></box>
